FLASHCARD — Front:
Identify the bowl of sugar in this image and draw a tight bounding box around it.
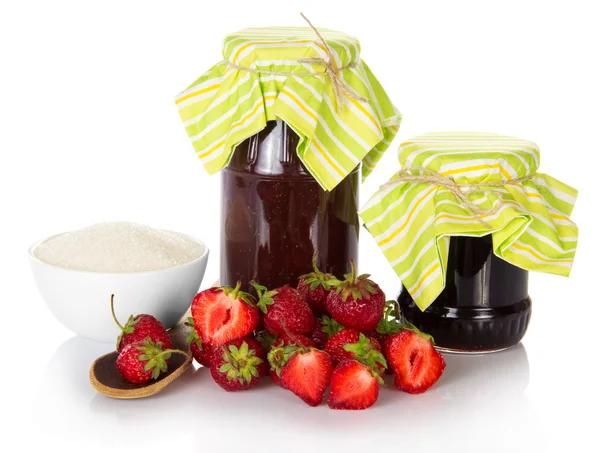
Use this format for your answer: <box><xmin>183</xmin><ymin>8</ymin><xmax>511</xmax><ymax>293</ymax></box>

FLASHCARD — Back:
<box><xmin>29</xmin><ymin>222</ymin><xmax>209</xmax><ymax>343</ymax></box>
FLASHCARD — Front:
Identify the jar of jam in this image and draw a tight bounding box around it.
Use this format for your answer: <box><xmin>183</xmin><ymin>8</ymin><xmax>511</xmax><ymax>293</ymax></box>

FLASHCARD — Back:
<box><xmin>175</xmin><ymin>23</ymin><xmax>401</xmax><ymax>292</ymax></box>
<box><xmin>221</xmin><ymin>120</ymin><xmax>359</xmax><ymax>291</ymax></box>
<box><xmin>360</xmin><ymin>132</ymin><xmax>578</xmax><ymax>353</ymax></box>
<box><xmin>398</xmin><ymin>235</ymin><xmax>532</xmax><ymax>353</ymax></box>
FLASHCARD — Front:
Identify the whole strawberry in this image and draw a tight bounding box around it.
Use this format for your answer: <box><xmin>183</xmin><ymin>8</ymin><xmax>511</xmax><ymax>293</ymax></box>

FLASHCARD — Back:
<box><xmin>192</xmin><ymin>282</ymin><xmax>259</xmax><ymax>347</ymax></box>
<box><xmin>386</xmin><ymin>328</ymin><xmax>446</xmax><ymax>394</ymax></box>
<box><xmin>267</xmin><ymin>334</ymin><xmax>315</xmax><ymax>387</ymax></box>
<box><xmin>208</xmin><ymin>337</ymin><xmax>267</xmax><ymax>391</ymax></box>
<box><xmin>297</xmin><ymin>253</ymin><xmax>340</xmax><ymax>315</ymax></box>
<box><xmin>116</xmin><ymin>337</ymin><xmax>184</xmax><ymax>384</ymax></box>
<box><xmin>328</xmin><ymin>359</ymin><xmax>381</xmax><ymax>410</ymax></box>
<box><xmin>253</xmin><ymin>283</ymin><xmax>315</xmax><ymax>335</ymax></box>
<box><xmin>310</xmin><ymin>315</ymin><xmax>344</xmax><ymax>349</ymax></box>
<box><xmin>324</xmin><ymin>329</ymin><xmax>386</xmax><ymax>375</ymax></box>
<box><xmin>280</xmin><ymin>346</ymin><xmax>333</xmax><ymax>406</ymax></box>
<box><xmin>325</xmin><ymin>259</ymin><xmax>385</xmax><ymax>332</ymax></box>
<box><xmin>185</xmin><ymin>317</ymin><xmax>210</xmax><ymax>367</ymax></box>
<box><xmin>110</xmin><ymin>294</ymin><xmax>172</xmax><ymax>352</ymax></box>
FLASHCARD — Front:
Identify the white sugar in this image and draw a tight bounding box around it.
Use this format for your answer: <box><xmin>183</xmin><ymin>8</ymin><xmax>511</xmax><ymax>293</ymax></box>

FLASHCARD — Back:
<box><xmin>34</xmin><ymin>222</ymin><xmax>204</xmax><ymax>272</ymax></box>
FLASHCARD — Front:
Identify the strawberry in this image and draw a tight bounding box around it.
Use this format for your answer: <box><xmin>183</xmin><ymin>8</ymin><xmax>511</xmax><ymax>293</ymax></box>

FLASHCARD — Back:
<box><xmin>324</xmin><ymin>329</ymin><xmax>386</xmax><ymax>374</ymax></box>
<box><xmin>191</xmin><ymin>282</ymin><xmax>259</xmax><ymax>347</ymax></box>
<box><xmin>371</xmin><ymin>300</ymin><xmax>403</xmax><ymax>374</ymax></box>
<box><xmin>385</xmin><ymin>329</ymin><xmax>446</xmax><ymax>394</ymax></box>
<box><xmin>325</xmin><ymin>259</ymin><xmax>385</xmax><ymax>333</ymax></box>
<box><xmin>253</xmin><ymin>283</ymin><xmax>315</xmax><ymax>335</ymax></box>
<box><xmin>267</xmin><ymin>334</ymin><xmax>315</xmax><ymax>387</ymax></box>
<box><xmin>208</xmin><ymin>337</ymin><xmax>267</xmax><ymax>391</ymax></box>
<box><xmin>116</xmin><ymin>337</ymin><xmax>184</xmax><ymax>384</ymax></box>
<box><xmin>328</xmin><ymin>359</ymin><xmax>381</xmax><ymax>410</ymax></box>
<box><xmin>185</xmin><ymin>317</ymin><xmax>210</xmax><ymax>367</ymax></box>
<box><xmin>110</xmin><ymin>294</ymin><xmax>172</xmax><ymax>352</ymax></box>
<box><xmin>310</xmin><ymin>315</ymin><xmax>344</xmax><ymax>349</ymax></box>
<box><xmin>297</xmin><ymin>253</ymin><xmax>340</xmax><ymax>315</ymax></box>
<box><xmin>280</xmin><ymin>346</ymin><xmax>333</xmax><ymax>406</ymax></box>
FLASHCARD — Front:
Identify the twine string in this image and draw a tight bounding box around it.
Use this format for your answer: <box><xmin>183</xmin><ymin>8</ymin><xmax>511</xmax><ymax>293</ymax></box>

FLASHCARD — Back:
<box><xmin>380</xmin><ymin>166</ymin><xmax>532</xmax><ymax>227</ymax></box>
<box><xmin>224</xmin><ymin>13</ymin><xmax>368</xmax><ymax>112</ymax></box>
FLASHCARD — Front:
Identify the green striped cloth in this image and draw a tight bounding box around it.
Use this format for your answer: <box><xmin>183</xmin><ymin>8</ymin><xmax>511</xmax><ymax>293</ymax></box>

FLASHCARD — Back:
<box><xmin>360</xmin><ymin>132</ymin><xmax>579</xmax><ymax>311</ymax></box>
<box><xmin>174</xmin><ymin>27</ymin><xmax>401</xmax><ymax>191</ymax></box>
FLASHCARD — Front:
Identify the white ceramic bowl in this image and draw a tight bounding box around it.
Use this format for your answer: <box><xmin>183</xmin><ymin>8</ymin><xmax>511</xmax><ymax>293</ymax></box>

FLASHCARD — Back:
<box><xmin>29</xmin><ymin>232</ymin><xmax>209</xmax><ymax>343</ymax></box>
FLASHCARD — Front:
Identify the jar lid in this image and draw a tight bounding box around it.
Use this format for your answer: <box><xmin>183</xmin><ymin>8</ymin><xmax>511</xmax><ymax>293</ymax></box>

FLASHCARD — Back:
<box><xmin>174</xmin><ymin>16</ymin><xmax>401</xmax><ymax>191</ymax></box>
<box><xmin>360</xmin><ymin>132</ymin><xmax>579</xmax><ymax>311</ymax></box>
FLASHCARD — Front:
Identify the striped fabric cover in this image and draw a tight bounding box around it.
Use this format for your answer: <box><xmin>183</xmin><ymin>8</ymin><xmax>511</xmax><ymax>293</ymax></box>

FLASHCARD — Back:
<box><xmin>175</xmin><ymin>27</ymin><xmax>401</xmax><ymax>191</ymax></box>
<box><xmin>360</xmin><ymin>132</ymin><xmax>579</xmax><ymax>311</ymax></box>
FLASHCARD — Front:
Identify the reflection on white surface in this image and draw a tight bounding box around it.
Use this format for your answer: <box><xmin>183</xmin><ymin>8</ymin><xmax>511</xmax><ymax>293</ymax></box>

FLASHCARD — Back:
<box><xmin>31</xmin><ymin>337</ymin><xmax>536</xmax><ymax>453</ymax></box>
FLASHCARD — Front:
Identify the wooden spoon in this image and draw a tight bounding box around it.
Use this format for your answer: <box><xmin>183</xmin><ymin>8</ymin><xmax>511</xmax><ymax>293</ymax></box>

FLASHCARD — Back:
<box><xmin>89</xmin><ymin>311</ymin><xmax>194</xmax><ymax>399</ymax></box>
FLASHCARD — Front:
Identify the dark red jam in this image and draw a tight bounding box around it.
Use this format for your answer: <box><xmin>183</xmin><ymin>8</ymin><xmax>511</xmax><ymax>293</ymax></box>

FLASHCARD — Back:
<box><xmin>398</xmin><ymin>235</ymin><xmax>532</xmax><ymax>353</ymax></box>
<box><xmin>220</xmin><ymin>120</ymin><xmax>359</xmax><ymax>292</ymax></box>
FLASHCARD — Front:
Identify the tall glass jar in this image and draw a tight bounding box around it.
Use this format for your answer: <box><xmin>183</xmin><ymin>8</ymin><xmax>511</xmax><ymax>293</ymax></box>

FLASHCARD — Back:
<box><xmin>221</xmin><ymin>120</ymin><xmax>360</xmax><ymax>292</ymax></box>
<box><xmin>398</xmin><ymin>235</ymin><xmax>532</xmax><ymax>353</ymax></box>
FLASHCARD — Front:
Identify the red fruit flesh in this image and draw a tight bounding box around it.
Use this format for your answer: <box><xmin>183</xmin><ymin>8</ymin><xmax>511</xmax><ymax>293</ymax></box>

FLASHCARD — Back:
<box><xmin>268</xmin><ymin>334</ymin><xmax>315</xmax><ymax>387</ymax></box>
<box><xmin>328</xmin><ymin>360</ymin><xmax>379</xmax><ymax>410</ymax></box>
<box><xmin>386</xmin><ymin>331</ymin><xmax>446</xmax><ymax>394</ymax></box>
<box><xmin>280</xmin><ymin>349</ymin><xmax>333</xmax><ymax>406</ymax></box>
<box><xmin>209</xmin><ymin>337</ymin><xmax>267</xmax><ymax>391</ymax></box>
<box><xmin>324</xmin><ymin>329</ymin><xmax>381</xmax><ymax>364</ymax></box>
<box><xmin>191</xmin><ymin>286</ymin><xmax>259</xmax><ymax>347</ymax></box>
<box><xmin>256</xmin><ymin>285</ymin><xmax>315</xmax><ymax>335</ymax></box>
<box><xmin>325</xmin><ymin>261</ymin><xmax>385</xmax><ymax>332</ymax></box>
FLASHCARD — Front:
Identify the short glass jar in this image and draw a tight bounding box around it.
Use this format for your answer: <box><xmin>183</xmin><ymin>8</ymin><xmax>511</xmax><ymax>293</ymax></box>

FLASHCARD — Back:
<box><xmin>398</xmin><ymin>235</ymin><xmax>532</xmax><ymax>353</ymax></box>
<box><xmin>220</xmin><ymin>120</ymin><xmax>360</xmax><ymax>292</ymax></box>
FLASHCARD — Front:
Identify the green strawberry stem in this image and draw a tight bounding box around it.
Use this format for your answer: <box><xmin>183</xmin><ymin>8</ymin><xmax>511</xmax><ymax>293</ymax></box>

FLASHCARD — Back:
<box><xmin>224</xmin><ymin>281</ymin><xmax>242</xmax><ymax>300</ymax></box>
<box><xmin>311</xmin><ymin>252</ymin><xmax>322</xmax><ymax>278</ymax></box>
<box><xmin>154</xmin><ymin>349</ymin><xmax>190</xmax><ymax>360</ymax></box>
<box><xmin>348</xmin><ymin>258</ymin><xmax>357</xmax><ymax>285</ymax></box>
<box><xmin>110</xmin><ymin>294</ymin><xmax>125</xmax><ymax>331</ymax></box>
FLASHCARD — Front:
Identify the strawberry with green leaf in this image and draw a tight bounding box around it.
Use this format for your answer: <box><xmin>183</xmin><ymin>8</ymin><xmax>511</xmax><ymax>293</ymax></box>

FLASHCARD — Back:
<box><xmin>325</xmin><ymin>259</ymin><xmax>385</xmax><ymax>333</ymax></box>
<box><xmin>252</xmin><ymin>283</ymin><xmax>315</xmax><ymax>335</ymax></box>
<box><xmin>267</xmin><ymin>334</ymin><xmax>315</xmax><ymax>387</ymax></box>
<box><xmin>208</xmin><ymin>337</ymin><xmax>267</xmax><ymax>391</ymax></box>
<box><xmin>297</xmin><ymin>253</ymin><xmax>340</xmax><ymax>315</ymax></box>
<box><xmin>310</xmin><ymin>315</ymin><xmax>344</xmax><ymax>348</ymax></box>
<box><xmin>116</xmin><ymin>337</ymin><xmax>187</xmax><ymax>384</ymax></box>
<box><xmin>110</xmin><ymin>294</ymin><xmax>172</xmax><ymax>353</ymax></box>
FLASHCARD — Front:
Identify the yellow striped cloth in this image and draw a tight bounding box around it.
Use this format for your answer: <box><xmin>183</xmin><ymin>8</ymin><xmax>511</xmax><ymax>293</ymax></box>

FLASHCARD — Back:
<box><xmin>360</xmin><ymin>132</ymin><xmax>579</xmax><ymax>311</ymax></box>
<box><xmin>174</xmin><ymin>27</ymin><xmax>401</xmax><ymax>191</ymax></box>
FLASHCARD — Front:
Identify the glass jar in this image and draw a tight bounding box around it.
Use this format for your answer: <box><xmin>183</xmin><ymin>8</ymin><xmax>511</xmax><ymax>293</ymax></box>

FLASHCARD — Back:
<box><xmin>398</xmin><ymin>235</ymin><xmax>532</xmax><ymax>353</ymax></box>
<box><xmin>221</xmin><ymin>120</ymin><xmax>360</xmax><ymax>292</ymax></box>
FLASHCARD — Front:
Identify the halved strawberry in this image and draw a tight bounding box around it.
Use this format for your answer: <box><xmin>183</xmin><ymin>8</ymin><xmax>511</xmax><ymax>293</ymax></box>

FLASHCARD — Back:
<box><xmin>280</xmin><ymin>348</ymin><xmax>333</xmax><ymax>406</ymax></box>
<box><xmin>267</xmin><ymin>334</ymin><xmax>315</xmax><ymax>387</ymax></box>
<box><xmin>371</xmin><ymin>300</ymin><xmax>403</xmax><ymax>375</ymax></box>
<box><xmin>386</xmin><ymin>330</ymin><xmax>446</xmax><ymax>394</ymax></box>
<box><xmin>191</xmin><ymin>282</ymin><xmax>259</xmax><ymax>347</ymax></box>
<box><xmin>328</xmin><ymin>359</ymin><xmax>380</xmax><ymax>410</ymax></box>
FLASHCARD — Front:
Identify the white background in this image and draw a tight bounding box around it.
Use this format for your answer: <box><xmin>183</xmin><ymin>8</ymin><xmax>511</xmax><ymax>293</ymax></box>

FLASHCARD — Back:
<box><xmin>1</xmin><ymin>1</ymin><xmax>598</xmax><ymax>452</ymax></box>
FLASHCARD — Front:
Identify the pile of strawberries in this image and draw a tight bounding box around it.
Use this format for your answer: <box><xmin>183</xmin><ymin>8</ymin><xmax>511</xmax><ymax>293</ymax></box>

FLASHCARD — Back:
<box><xmin>188</xmin><ymin>258</ymin><xmax>446</xmax><ymax>410</ymax></box>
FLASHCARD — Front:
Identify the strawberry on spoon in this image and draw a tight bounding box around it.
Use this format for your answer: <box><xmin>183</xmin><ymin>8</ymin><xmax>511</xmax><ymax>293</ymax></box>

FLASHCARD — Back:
<box><xmin>116</xmin><ymin>337</ymin><xmax>187</xmax><ymax>384</ymax></box>
<box><xmin>110</xmin><ymin>294</ymin><xmax>172</xmax><ymax>353</ymax></box>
